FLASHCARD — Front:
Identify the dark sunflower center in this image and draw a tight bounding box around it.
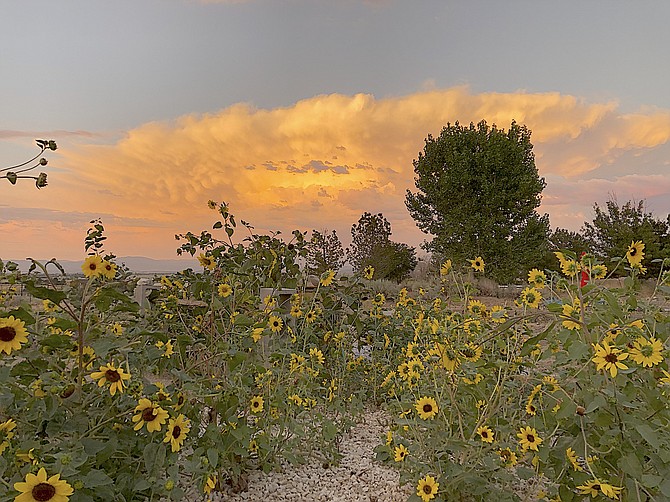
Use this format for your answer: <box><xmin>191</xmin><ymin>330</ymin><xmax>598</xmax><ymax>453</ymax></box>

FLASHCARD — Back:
<box><xmin>482</xmin><ymin>431</ymin><xmax>489</xmax><ymax>438</ymax></box>
<box><xmin>89</xmin><ymin>263</ymin><xmax>97</xmax><ymax>270</ymax></box>
<box><xmin>604</xmin><ymin>353</ymin><xmax>618</xmax><ymax>363</ymax></box>
<box><xmin>527</xmin><ymin>294</ymin><xmax>536</xmax><ymax>303</ymax></box>
<box><xmin>462</xmin><ymin>348</ymin><xmax>475</xmax><ymax>358</ymax></box>
<box><xmin>177</xmin><ymin>395</ymin><xmax>185</xmax><ymax>406</ymax></box>
<box><xmin>423</xmin><ymin>485</ymin><xmax>433</xmax><ymax>494</ymax></box>
<box><xmin>142</xmin><ymin>407</ymin><xmax>157</xmax><ymax>422</ymax></box>
<box><xmin>172</xmin><ymin>425</ymin><xmax>181</xmax><ymax>438</ymax></box>
<box><xmin>501</xmin><ymin>450</ymin><xmax>510</xmax><ymax>459</ymax></box>
<box><xmin>423</xmin><ymin>404</ymin><xmax>432</xmax><ymax>413</ymax></box>
<box><xmin>253</xmin><ymin>401</ymin><xmax>259</xmax><ymax>408</ymax></box>
<box><xmin>593</xmin><ymin>484</ymin><xmax>600</xmax><ymax>491</ymax></box>
<box><xmin>32</xmin><ymin>482</ymin><xmax>56</xmax><ymax>501</ymax></box>
<box><xmin>105</xmin><ymin>369</ymin><xmax>121</xmax><ymax>382</ymax></box>
<box><xmin>629</xmin><ymin>248</ymin><xmax>637</xmax><ymax>257</ymax></box>
<box><xmin>526</xmin><ymin>434</ymin><xmax>535</xmax><ymax>443</ymax></box>
<box><xmin>105</xmin><ymin>264</ymin><xmax>112</xmax><ymax>271</ymax></box>
<box><xmin>0</xmin><ymin>326</ymin><xmax>16</xmax><ymax>342</ymax></box>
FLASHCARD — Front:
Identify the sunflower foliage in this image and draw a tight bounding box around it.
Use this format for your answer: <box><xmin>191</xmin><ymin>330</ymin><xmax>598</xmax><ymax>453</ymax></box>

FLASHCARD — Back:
<box><xmin>0</xmin><ymin>201</ymin><xmax>385</xmax><ymax>501</ymax></box>
<box><xmin>373</xmin><ymin>247</ymin><xmax>670</xmax><ymax>501</ymax></box>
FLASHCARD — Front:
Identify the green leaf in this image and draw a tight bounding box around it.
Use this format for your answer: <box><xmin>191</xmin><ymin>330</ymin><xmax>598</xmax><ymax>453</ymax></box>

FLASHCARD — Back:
<box><xmin>24</xmin><ymin>280</ymin><xmax>67</xmax><ymax>304</ymax></box>
<box><xmin>207</xmin><ymin>448</ymin><xmax>219</xmax><ymax>469</ymax></box>
<box><xmin>81</xmin><ymin>439</ymin><xmax>107</xmax><ymax>456</ymax></box>
<box><xmin>4</xmin><ymin>306</ymin><xmax>36</xmax><ymax>325</ymax></box>
<box><xmin>83</xmin><ymin>469</ymin><xmax>113</xmax><ymax>488</ymax></box>
<box><xmin>636</xmin><ymin>424</ymin><xmax>662</xmax><ymax>450</ymax></box>
<box><xmin>143</xmin><ymin>442</ymin><xmax>167</xmax><ymax>475</ymax></box>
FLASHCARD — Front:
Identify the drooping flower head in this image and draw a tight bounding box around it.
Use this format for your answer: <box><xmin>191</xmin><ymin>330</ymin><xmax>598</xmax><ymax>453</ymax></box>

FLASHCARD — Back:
<box><xmin>527</xmin><ymin>268</ymin><xmax>546</xmax><ymax>288</ymax></box>
<box><xmin>363</xmin><ymin>265</ymin><xmax>374</xmax><ymax>280</ymax></box>
<box><xmin>320</xmin><ymin>269</ymin><xmax>336</xmax><ymax>286</ymax></box>
<box><xmin>439</xmin><ymin>260</ymin><xmax>452</xmax><ymax>277</ymax></box>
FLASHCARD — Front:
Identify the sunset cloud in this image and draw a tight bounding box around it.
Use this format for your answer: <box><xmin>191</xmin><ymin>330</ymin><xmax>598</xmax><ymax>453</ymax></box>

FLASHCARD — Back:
<box><xmin>5</xmin><ymin>86</ymin><xmax>670</xmax><ymax>260</ymax></box>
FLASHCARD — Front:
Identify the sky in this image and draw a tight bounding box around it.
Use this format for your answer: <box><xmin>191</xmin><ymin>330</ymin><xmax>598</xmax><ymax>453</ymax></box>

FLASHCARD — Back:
<box><xmin>2</xmin><ymin>0</ymin><xmax>670</xmax><ymax>261</ymax></box>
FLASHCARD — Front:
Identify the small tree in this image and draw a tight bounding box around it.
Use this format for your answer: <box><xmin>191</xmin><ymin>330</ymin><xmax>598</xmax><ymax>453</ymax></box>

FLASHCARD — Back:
<box><xmin>305</xmin><ymin>229</ymin><xmax>345</xmax><ymax>275</ymax></box>
<box><xmin>405</xmin><ymin>120</ymin><xmax>549</xmax><ymax>283</ymax></box>
<box><xmin>347</xmin><ymin>212</ymin><xmax>392</xmax><ymax>274</ymax></box>
<box><xmin>347</xmin><ymin>212</ymin><xmax>417</xmax><ymax>282</ymax></box>
<box><xmin>1</xmin><ymin>139</ymin><xmax>56</xmax><ymax>188</ymax></box>
<box><xmin>582</xmin><ymin>198</ymin><xmax>669</xmax><ymax>276</ymax></box>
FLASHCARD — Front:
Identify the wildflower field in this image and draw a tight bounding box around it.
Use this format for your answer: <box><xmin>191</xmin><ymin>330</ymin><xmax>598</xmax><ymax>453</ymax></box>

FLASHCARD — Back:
<box><xmin>1</xmin><ymin>202</ymin><xmax>670</xmax><ymax>502</ymax></box>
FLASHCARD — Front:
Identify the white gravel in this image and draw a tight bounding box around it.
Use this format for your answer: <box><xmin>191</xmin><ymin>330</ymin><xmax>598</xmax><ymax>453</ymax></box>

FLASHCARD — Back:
<box><xmin>199</xmin><ymin>409</ymin><xmax>412</xmax><ymax>502</ymax></box>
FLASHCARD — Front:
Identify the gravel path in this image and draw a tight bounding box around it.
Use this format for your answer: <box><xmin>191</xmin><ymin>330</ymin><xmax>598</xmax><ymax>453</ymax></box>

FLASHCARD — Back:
<box><xmin>202</xmin><ymin>409</ymin><xmax>412</xmax><ymax>502</ymax></box>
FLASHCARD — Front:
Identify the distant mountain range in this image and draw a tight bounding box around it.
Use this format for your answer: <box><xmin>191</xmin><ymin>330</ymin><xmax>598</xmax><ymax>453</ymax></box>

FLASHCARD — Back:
<box><xmin>7</xmin><ymin>256</ymin><xmax>199</xmax><ymax>274</ymax></box>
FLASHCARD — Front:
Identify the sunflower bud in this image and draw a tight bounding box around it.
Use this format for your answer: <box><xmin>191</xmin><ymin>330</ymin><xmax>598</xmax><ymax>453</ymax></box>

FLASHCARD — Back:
<box><xmin>6</xmin><ymin>172</ymin><xmax>17</xmax><ymax>184</ymax></box>
<box><xmin>576</xmin><ymin>406</ymin><xmax>586</xmax><ymax>416</ymax></box>
<box><xmin>36</xmin><ymin>172</ymin><xmax>48</xmax><ymax>189</ymax></box>
<box><xmin>39</xmin><ymin>157</ymin><xmax>48</xmax><ymax>166</ymax></box>
<box><xmin>48</xmin><ymin>140</ymin><xmax>57</xmax><ymax>151</ymax></box>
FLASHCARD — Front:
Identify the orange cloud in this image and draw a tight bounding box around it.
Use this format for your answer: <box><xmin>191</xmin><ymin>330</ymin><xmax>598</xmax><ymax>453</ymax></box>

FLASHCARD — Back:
<box><xmin>4</xmin><ymin>86</ymin><xmax>670</xmax><ymax>260</ymax></box>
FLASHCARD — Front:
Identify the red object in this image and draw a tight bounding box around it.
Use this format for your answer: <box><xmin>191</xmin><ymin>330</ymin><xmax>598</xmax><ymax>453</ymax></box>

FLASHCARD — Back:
<box><xmin>580</xmin><ymin>251</ymin><xmax>589</xmax><ymax>287</ymax></box>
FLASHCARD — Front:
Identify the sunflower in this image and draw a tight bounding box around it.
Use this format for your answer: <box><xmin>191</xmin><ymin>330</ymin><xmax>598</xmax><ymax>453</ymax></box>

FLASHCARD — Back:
<box><xmin>577</xmin><ymin>479</ymin><xmax>623</xmax><ymax>499</ymax></box>
<box><xmin>394</xmin><ymin>444</ymin><xmax>409</xmax><ymax>462</ymax></box>
<box><xmin>591</xmin><ymin>264</ymin><xmax>607</xmax><ymax>279</ymax></box>
<box><xmin>203</xmin><ymin>474</ymin><xmax>217</xmax><ymax>494</ymax></box>
<box><xmin>363</xmin><ymin>265</ymin><xmax>374</xmax><ymax>280</ymax></box>
<box><xmin>13</xmin><ymin>467</ymin><xmax>74</xmax><ymax>502</ymax></box>
<box><xmin>100</xmin><ymin>260</ymin><xmax>116</xmax><ymax>280</ymax></box>
<box><xmin>498</xmin><ymin>448</ymin><xmax>518</xmax><ymax>466</ymax></box>
<box><xmin>416</xmin><ymin>475</ymin><xmax>439</xmax><ymax>502</ymax></box>
<box><xmin>561</xmin><ymin>303</ymin><xmax>581</xmax><ymax>331</ymax></box>
<box><xmin>566</xmin><ymin>447</ymin><xmax>584</xmax><ymax>472</ymax></box>
<box><xmin>197</xmin><ymin>253</ymin><xmax>215</xmax><ymax>271</ymax></box>
<box><xmin>0</xmin><ymin>316</ymin><xmax>29</xmax><ymax>355</ymax></box>
<box><xmin>469</xmin><ymin>256</ymin><xmax>485</xmax><ymax>272</ymax></box>
<box><xmin>90</xmin><ymin>362</ymin><xmax>131</xmax><ymax>396</ymax></box>
<box><xmin>320</xmin><ymin>269</ymin><xmax>336</xmax><ymax>287</ymax></box>
<box><xmin>626</xmin><ymin>241</ymin><xmax>645</xmax><ymax>266</ymax></box>
<box><xmin>520</xmin><ymin>287</ymin><xmax>542</xmax><ymax>309</ymax></box>
<box><xmin>525</xmin><ymin>400</ymin><xmax>537</xmax><ymax>416</ymax></box>
<box><xmin>460</xmin><ymin>342</ymin><xmax>482</xmax><ymax>362</ymax></box>
<box><xmin>439</xmin><ymin>260</ymin><xmax>452</xmax><ymax>277</ymax></box>
<box><xmin>0</xmin><ymin>418</ymin><xmax>16</xmax><ymax>454</ymax></box>
<box><xmin>305</xmin><ymin>310</ymin><xmax>317</xmax><ymax>323</ymax></box>
<box><xmin>251</xmin><ymin>327</ymin><xmax>263</xmax><ymax>343</ymax></box>
<box><xmin>70</xmin><ymin>345</ymin><xmax>96</xmax><ymax>370</ymax></box>
<box><xmin>527</xmin><ymin>268</ymin><xmax>546</xmax><ymax>288</ymax></box>
<box><xmin>81</xmin><ymin>255</ymin><xmax>103</xmax><ymax>278</ymax></box>
<box><xmin>560</xmin><ymin>259</ymin><xmax>580</xmax><ymax>277</ymax></box>
<box><xmin>592</xmin><ymin>341</ymin><xmax>629</xmax><ymax>377</ymax></box>
<box><xmin>629</xmin><ymin>337</ymin><xmax>664</xmax><ymax>367</ymax></box>
<box><xmin>250</xmin><ymin>395</ymin><xmax>264</xmax><ymax>414</ymax></box>
<box><xmin>476</xmin><ymin>425</ymin><xmax>494</xmax><ymax>443</ymax></box>
<box><xmin>490</xmin><ymin>305</ymin><xmax>507</xmax><ymax>323</ymax></box>
<box><xmin>467</xmin><ymin>299</ymin><xmax>487</xmax><ymax>316</ymax></box>
<box><xmin>132</xmin><ymin>398</ymin><xmax>169</xmax><ymax>432</ymax></box>
<box><xmin>309</xmin><ymin>347</ymin><xmax>325</xmax><ymax>365</ymax></box>
<box><xmin>432</xmin><ymin>342</ymin><xmax>460</xmax><ymax>371</ymax></box>
<box><xmin>517</xmin><ymin>426</ymin><xmax>542</xmax><ymax>451</ymax></box>
<box><xmin>415</xmin><ymin>396</ymin><xmax>438</xmax><ymax>420</ymax></box>
<box><xmin>268</xmin><ymin>315</ymin><xmax>283</xmax><ymax>333</ymax></box>
<box><xmin>163</xmin><ymin>414</ymin><xmax>191</xmax><ymax>452</ymax></box>
<box><xmin>217</xmin><ymin>283</ymin><xmax>233</xmax><ymax>298</ymax></box>
<box><xmin>207</xmin><ymin>200</ymin><xmax>217</xmax><ymax>210</ymax></box>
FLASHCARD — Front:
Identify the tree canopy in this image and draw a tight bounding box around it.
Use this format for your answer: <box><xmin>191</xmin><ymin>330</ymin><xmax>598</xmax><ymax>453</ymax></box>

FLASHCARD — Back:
<box><xmin>305</xmin><ymin>229</ymin><xmax>345</xmax><ymax>275</ymax></box>
<box><xmin>405</xmin><ymin>120</ymin><xmax>549</xmax><ymax>282</ymax></box>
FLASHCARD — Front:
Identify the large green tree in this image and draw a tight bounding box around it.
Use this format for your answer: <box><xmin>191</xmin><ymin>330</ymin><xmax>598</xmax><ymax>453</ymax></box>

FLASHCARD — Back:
<box><xmin>581</xmin><ymin>198</ymin><xmax>669</xmax><ymax>276</ymax></box>
<box><xmin>405</xmin><ymin>120</ymin><xmax>549</xmax><ymax>282</ymax></box>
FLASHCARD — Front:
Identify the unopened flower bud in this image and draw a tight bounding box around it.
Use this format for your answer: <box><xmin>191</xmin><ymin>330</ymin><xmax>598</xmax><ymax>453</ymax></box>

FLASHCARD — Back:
<box><xmin>576</xmin><ymin>406</ymin><xmax>586</xmax><ymax>416</ymax></box>
<box><xmin>39</xmin><ymin>157</ymin><xmax>48</xmax><ymax>166</ymax></box>
<box><xmin>36</xmin><ymin>173</ymin><xmax>48</xmax><ymax>189</ymax></box>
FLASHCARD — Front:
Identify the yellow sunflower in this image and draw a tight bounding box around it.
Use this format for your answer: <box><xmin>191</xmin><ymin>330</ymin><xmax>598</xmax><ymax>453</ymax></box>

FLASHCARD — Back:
<box><xmin>591</xmin><ymin>264</ymin><xmax>607</xmax><ymax>279</ymax></box>
<box><xmin>498</xmin><ymin>448</ymin><xmax>518</xmax><ymax>466</ymax></box>
<box><xmin>0</xmin><ymin>418</ymin><xmax>17</xmax><ymax>454</ymax></box>
<box><xmin>132</xmin><ymin>398</ymin><xmax>169</xmax><ymax>432</ymax></box>
<box><xmin>527</xmin><ymin>268</ymin><xmax>546</xmax><ymax>288</ymax></box>
<box><xmin>517</xmin><ymin>426</ymin><xmax>543</xmax><ymax>451</ymax></box>
<box><xmin>577</xmin><ymin>479</ymin><xmax>623</xmax><ymax>499</ymax></box>
<box><xmin>439</xmin><ymin>260</ymin><xmax>452</xmax><ymax>277</ymax></box>
<box><xmin>467</xmin><ymin>299</ymin><xmax>487</xmax><ymax>316</ymax></box>
<box><xmin>566</xmin><ymin>447</ymin><xmax>584</xmax><ymax>472</ymax></box>
<box><xmin>592</xmin><ymin>341</ymin><xmax>629</xmax><ymax>377</ymax></box>
<box><xmin>629</xmin><ymin>337</ymin><xmax>664</xmax><ymax>368</ymax></box>
<box><xmin>81</xmin><ymin>255</ymin><xmax>103</xmax><ymax>278</ymax></box>
<box><xmin>469</xmin><ymin>256</ymin><xmax>485</xmax><ymax>272</ymax></box>
<box><xmin>268</xmin><ymin>315</ymin><xmax>283</xmax><ymax>333</ymax></box>
<box><xmin>476</xmin><ymin>425</ymin><xmax>494</xmax><ymax>443</ymax></box>
<box><xmin>626</xmin><ymin>241</ymin><xmax>645</xmax><ymax>266</ymax></box>
<box><xmin>363</xmin><ymin>265</ymin><xmax>374</xmax><ymax>280</ymax></box>
<box><xmin>14</xmin><ymin>467</ymin><xmax>74</xmax><ymax>502</ymax></box>
<box><xmin>460</xmin><ymin>342</ymin><xmax>482</xmax><ymax>363</ymax></box>
<box><xmin>320</xmin><ymin>269</ymin><xmax>336</xmax><ymax>286</ymax></box>
<box><xmin>393</xmin><ymin>444</ymin><xmax>409</xmax><ymax>462</ymax></box>
<box><xmin>163</xmin><ymin>414</ymin><xmax>191</xmax><ymax>452</ymax></box>
<box><xmin>197</xmin><ymin>253</ymin><xmax>215</xmax><ymax>271</ymax></box>
<box><xmin>217</xmin><ymin>283</ymin><xmax>233</xmax><ymax>298</ymax></box>
<box><xmin>561</xmin><ymin>303</ymin><xmax>581</xmax><ymax>331</ymax></box>
<box><xmin>90</xmin><ymin>362</ymin><xmax>131</xmax><ymax>396</ymax></box>
<box><xmin>520</xmin><ymin>287</ymin><xmax>542</xmax><ymax>309</ymax></box>
<box><xmin>416</xmin><ymin>475</ymin><xmax>439</xmax><ymax>502</ymax></box>
<box><xmin>560</xmin><ymin>259</ymin><xmax>580</xmax><ymax>277</ymax></box>
<box><xmin>432</xmin><ymin>342</ymin><xmax>461</xmax><ymax>371</ymax></box>
<box><xmin>100</xmin><ymin>260</ymin><xmax>116</xmax><ymax>280</ymax></box>
<box><xmin>0</xmin><ymin>316</ymin><xmax>29</xmax><ymax>355</ymax></box>
<box><xmin>415</xmin><ymin>396</ymin><xmax>438</xmax><ymax>420</ymax></box>
<box><xmin>250</xmin><ymin>395</ymin><xmax>264</xmax><ymax>414</ymax></box>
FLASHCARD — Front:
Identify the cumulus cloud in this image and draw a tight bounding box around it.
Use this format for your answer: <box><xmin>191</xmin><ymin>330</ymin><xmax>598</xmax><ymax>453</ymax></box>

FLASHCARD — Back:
<box><xmin>6</xmin><ymin>86</ymin><xmax>670</xmax><ymax>259</ymax></box>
